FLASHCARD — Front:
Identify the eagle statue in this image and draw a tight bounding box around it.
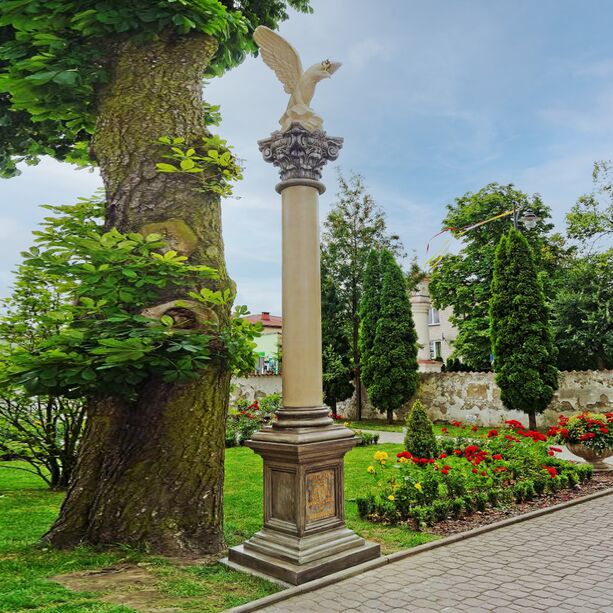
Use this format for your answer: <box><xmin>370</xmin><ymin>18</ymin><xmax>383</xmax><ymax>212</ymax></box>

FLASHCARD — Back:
<box><xmin>253</xmin><ymin>26</ymin><xmax>341</xmax><ymax>132</ymax></box>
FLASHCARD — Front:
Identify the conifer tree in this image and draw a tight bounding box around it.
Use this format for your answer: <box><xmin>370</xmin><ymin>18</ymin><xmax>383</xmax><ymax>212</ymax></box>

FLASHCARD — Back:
<box><xmin>490</xmin><ymin>229</ymin><xmax>559</xmax><ymax>430</ymax></box>
<box><xmin>358</xmin><ymin>250</ymin><xmax>381</xmax><ymax>395</ymax></box>
<box><xmin>321</xmin><ymin>258</ymin><xmax>353</xmax><ymax>416</ymax></box>
<box><xmin>365</xmin><ymin>250</ymin><xmax>419</xmax><ymax>424</ymax></box>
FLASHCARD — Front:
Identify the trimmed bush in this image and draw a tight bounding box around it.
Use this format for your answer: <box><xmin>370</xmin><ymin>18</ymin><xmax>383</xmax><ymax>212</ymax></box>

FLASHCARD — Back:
<box><xmin>404</xmin><ymin>400</ymin><xmax>438</xmax><ymax>458</ymax></box>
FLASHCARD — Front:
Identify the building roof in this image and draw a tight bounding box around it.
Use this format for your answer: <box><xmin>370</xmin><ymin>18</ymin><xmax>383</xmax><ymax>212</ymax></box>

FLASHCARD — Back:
<box><xmin>243</xmin><ymin>311</ymin><xmax>283</xmax><ymax>328</ymax></box>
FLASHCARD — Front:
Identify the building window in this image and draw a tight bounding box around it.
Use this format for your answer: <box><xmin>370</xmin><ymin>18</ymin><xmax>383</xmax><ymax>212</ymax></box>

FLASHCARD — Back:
<box><xmin>429</xmin><ymin>340</ymin><xmax>442</xmax><ymax>360</ymax></box>
<box><xmin>428</xmin><ymin>307</ymin><xmax>440</xmax><ymax>325</ymax></box>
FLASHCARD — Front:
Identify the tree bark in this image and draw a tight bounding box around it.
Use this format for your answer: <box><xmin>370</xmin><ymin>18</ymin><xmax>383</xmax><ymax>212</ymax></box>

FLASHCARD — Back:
<box><xmin>528</xmin><ymin>410</ymin><xmax>537</xmax><ymax>431</ymax></box>
<box><xmin>386</xmin><ymin>409</ymin><xmax>393</xmax><ymax>425</ymax></box>
<box><xmin>45</xmin><ymin>33</ymin><xmax>233</xmax><ymax>556</ymax></box>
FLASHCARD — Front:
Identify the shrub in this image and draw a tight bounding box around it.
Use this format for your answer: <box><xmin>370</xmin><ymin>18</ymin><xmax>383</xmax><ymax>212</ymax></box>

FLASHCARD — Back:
<box><xmin>353</xmin><ymin>430</ymin><xmax>380</xmax><ymax>446</ymax></box>
<box><xmin>432</xmin><ymin>499</ymin><xmax>451</xmax><ymax>521</ymax></box>
<box><xmin>475</xmin><ymin>492</ymin><xmax>488</xmax><ymax>512</ymax></box>
<box><xmin>450</xmin><ymin>497</ymin><xmax>465</xmax><ymax>518</ymax></box>
<box><xmin>575</xmin><ymin>463</ymin><xmax>593</xmax><ymax>482</ymax></box>
<box><xmin>404</xmin><ymin>400</ymin><xmax>438</xmax><ymax>458</ymax></box>
<box><xmin>225</xmin><ymin>393</ymin><xmax>279</xmax><ymax>447</ymax></box>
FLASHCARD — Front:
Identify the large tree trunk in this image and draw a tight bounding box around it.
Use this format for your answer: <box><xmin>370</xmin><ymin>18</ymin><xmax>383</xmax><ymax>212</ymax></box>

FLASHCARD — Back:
<box><xmin>386</xmin><ymin>409</ymin><xmax>393</xmax><ymax>425</ymax></box>
<box><xmin>45</xmin><ymin>33</ymin><xmax>233</xmax><ymax>556</ymax></box>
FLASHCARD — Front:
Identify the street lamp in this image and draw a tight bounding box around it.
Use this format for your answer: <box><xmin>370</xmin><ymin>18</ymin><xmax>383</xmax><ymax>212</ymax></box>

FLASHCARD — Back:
<box><xmin>512</xmin><ymin>206</ymin><xmax>539</xmax><ymax>230</ymax></box>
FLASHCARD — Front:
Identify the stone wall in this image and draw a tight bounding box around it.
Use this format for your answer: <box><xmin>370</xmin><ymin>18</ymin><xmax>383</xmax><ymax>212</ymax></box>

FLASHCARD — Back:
<box><xmin>341</xmin><ymin>370</ymin><xmax>613</xmax><ymax>427</ymax></box>
<box><xmin>230</xmin><ymin>370</ymin><xmax>612</xmax><ymax>427</ymax></box>
<box><xmin>231</xmin><ymin>374</ymin><xmax>282</xmax><ymax>405</ymax></box>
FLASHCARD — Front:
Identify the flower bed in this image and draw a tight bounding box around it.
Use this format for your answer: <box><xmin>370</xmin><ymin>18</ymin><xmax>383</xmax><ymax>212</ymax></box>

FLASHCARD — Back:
<box><xmin>549</xmin><ymin>411</ymin><xmax>613</xmax><ymax>452</ymax></box>
<box><xmin>225</xmin><ymin>394</ymin><xmax>280</xmax><ymax>447</ymax></box>
<box><xmin>357</xmin><ymin>419</ymin><xmax>593</xmax><ymax>530</ymax></box>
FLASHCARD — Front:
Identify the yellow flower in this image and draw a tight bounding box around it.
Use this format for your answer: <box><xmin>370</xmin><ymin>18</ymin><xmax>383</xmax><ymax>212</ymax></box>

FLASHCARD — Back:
<box><xmin>373</xmin><ymin>451</ymin><xmax>388</xmax><ymax>463</ymax></box>
<box><xmin>398</xmin><ymin>457</ymin><xmax>409</xmax><ymax>464</ymax></box>
<box><xmin>367</xmin><ymin>465</ymin><xmax>376</xmax><ymax>474</ymax></box>
<box><xmin>344</xmin><ymin>421</ymin><xmax>351</xmax><ymax>427</ymax></box>
<box><xmin>414</xmin><ymin>482</ymin><xmax>423</xmax><ymax>493</ymax></box>
<box><xmin>388</xmin><ymin>495</ymin><xmax>395</xmax><ymax>501</ymax></box>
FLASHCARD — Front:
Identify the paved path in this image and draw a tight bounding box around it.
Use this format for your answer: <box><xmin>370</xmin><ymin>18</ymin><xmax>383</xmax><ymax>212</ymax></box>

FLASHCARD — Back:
<box><xmin>361</xmin><ymin>430</ymin><xmax>613</xmax><ymax>468</ymax></box>
<box><xmin>260</xmin><ymin>492</ymin><xmax>613</xmax><ymax>612</ymax></box>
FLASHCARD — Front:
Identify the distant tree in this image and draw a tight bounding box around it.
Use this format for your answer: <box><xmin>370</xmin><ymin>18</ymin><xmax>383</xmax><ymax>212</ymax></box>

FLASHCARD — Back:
<box><xmin>430</xmin><ymin>183</ymin><xmax>565</xmax><ymax>370</ymax></box>
<box><xmin>321</xmin><ymin>171</ymin><xmax>403</xmax><ymax>419</ymax></box>
<box><xmin>364</xmin><ymin>250</ymin><xmax>418</xmax><ymax>424</ymax></box>
<box><xmin>321</xmin><ymin>257</ymin><xmax>353</xmax><ymax>416</ymax></box>
<box><xmin>567</xmin><ymin>160</ymin><xmax>613</xmax><ymax>248</ymax></box>
<box><xmin>490</xmin><ymin>229</ymin><xmax>558</xmax><ymax>430</ymax></box>
<box><xmin>552</xmin><ymin>249</ymin><xmax>612</xmax><ymax>371</ymax></box>
<box><xmin>0</xmin><ymin>261</ymin><xmax>85</xmax><ymax>489</ymax></box>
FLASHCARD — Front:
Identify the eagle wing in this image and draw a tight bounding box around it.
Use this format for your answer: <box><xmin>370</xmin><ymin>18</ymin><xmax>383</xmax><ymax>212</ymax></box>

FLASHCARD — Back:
<box><xmin>253</xmin><ymin>26</ymin><xmax>303</xmax><ymax>94</ymax></box>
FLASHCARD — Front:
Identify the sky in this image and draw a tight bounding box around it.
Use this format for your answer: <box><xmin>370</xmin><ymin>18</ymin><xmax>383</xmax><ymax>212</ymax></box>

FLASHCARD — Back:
<box><xmin>1</xmin><ymin>0</ymin><xmax>612</xmax><ymax>314</ymax></box>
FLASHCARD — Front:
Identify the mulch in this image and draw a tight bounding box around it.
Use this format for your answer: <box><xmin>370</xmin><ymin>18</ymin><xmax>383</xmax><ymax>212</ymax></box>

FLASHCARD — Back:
<box><xmin>430</xmin><ymin>472</ymin><xmax>613</xmax><ymax>538</ymax></box>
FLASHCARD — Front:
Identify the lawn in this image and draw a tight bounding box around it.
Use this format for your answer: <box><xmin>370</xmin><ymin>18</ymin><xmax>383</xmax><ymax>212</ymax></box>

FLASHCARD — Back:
<box><xmin>349</xmin><ymin>419</ymin><xmax>492</xmax><ymax>438</ymax></box>
<box><xmin>0</xmin><ymin>444</ymin><xmax>433</xmax><ymax>612</ymax></box>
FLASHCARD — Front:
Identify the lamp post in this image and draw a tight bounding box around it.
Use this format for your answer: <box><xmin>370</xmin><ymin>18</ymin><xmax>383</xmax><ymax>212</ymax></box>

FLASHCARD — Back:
<box><xmin>512</xmin><ymin>205</ymin><xmax>539</xmax><ymax>230</ymax></box>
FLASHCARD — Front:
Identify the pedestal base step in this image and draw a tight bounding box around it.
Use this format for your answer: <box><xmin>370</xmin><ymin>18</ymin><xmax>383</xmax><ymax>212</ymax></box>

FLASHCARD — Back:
<box><xmin>228</xmin><ymin>540</ymin><xmax>380</xmax><ymax>585</ymax></box>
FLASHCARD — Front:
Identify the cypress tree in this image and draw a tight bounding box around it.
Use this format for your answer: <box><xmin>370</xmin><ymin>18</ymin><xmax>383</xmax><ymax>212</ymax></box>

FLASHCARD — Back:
<box><xmin>358</xmin><ymin>250</ymin><xmax>382</xmax><ymax>395</ymax></box>
<box><xmin>321</xmin><ymin>258</ymin><xmax>354</xmax><ymax>416</ymax></box>
<box><xmin>490</xmin><ymin>229</ymin><xmax>559</xmax><ymax>430</ymax></box>
<box><xmin>365</xmin><ymin>250</ymin><xmax>419</xmax><ymax>424</ymax></box>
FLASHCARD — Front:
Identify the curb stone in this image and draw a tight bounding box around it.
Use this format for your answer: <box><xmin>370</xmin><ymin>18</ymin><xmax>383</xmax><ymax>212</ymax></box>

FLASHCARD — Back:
<box><xmin>224</xmin><ymin>487</ymin><xmax>613</xmax><ymax>612</ymax></box>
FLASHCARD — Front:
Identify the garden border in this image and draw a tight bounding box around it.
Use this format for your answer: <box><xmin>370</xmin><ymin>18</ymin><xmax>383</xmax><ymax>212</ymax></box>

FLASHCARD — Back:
<box><xmin>225</xmin><ymin>487</ymin><xmax>613</xmax><ymax>612</ymax></box>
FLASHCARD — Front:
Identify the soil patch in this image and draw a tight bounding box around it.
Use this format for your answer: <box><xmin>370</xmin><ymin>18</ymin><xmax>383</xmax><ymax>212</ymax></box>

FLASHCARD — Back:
<box><xmin>430</xmin><ymin>473</ymin><xmax>613</xmax><ymax>538</ymax></box>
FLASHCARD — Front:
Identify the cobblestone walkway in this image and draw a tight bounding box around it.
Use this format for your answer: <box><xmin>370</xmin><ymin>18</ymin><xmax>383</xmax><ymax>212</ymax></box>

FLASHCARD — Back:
<box><xmin>260</xmin><ymin>492</ymin><xmax>613</xmax><ymax>612</ymax></box>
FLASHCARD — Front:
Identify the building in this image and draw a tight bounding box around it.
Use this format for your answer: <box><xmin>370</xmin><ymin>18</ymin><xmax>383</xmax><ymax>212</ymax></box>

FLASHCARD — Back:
<box><xmin>243</xmin><ymin>312</ymin><xmax>282</xmax><ymax>374</ymax></box>
<box><xmin>410</xmin><ymin>277</ymin><xmax>457</xmax><ymax>372</ymax></box>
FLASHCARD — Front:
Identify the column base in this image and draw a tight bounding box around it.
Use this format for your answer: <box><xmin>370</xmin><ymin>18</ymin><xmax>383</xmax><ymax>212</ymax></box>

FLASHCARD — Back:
<box><xmin>228</xmin><ymin>539</ymin><xmax>380</xmax><ymax>585</ymax></box>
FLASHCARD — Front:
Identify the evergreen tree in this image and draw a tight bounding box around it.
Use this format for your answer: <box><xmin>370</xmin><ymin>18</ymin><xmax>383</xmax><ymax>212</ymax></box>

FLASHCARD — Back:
<box><xmin>365</xmin><ymin>250</ymin><xmax>419</xmax><ymax>424</ymax></box>
<box><xmin>403</xmin><ymin>400</ymin><xmax>438</xmax><ymax>459</ymax></box>
<box><xmin>321</xmin><ymin>171</ymin><xmax>403</xmax><ymax>419</ymax></box>
<box><xmin>358</xmin><ymin>250</ymin><xmax>381</xmax><ymax>394</ymax></box>
<box><xmin>321</xmin><ymin>258</ymin><xmax>353</xmax><ymax>416</ymax></box>
<box><xmin>490</xmin><ymin>229</ymin><xmax>559</xmax><ymax>430</ymax></box>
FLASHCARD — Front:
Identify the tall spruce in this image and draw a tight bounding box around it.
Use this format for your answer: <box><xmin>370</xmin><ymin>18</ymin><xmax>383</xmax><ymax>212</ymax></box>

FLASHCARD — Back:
<box><xmin>490</xmin><ymin>229</ymin><xmax>559</xmax><ymax>430</ymax></box>
<box><xmin>321</xmin><ymin>172</ymin><xmax>403</xmax><ymax>419</ymax></box>
<box><xmin>364</xmin><ymin>250</ymin><xmax>419</xmax><ymax>424</ymax></box>
<box><xmin>429</xmin><ymin>183</ymin><xmax>565</xmax><ymax>370</ymax></box>
<box><xmin>358</xmin><ymin>250</ymin><xmax>382</xmax><ymax>394</ymax></box>
<box><xmin>321</xmin><ymin>257</ymin><xmax>354</xmax><ymax>416</ymax></box>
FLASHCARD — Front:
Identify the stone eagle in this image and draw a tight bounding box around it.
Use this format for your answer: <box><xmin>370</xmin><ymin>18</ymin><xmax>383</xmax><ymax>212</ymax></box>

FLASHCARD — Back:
<box><xmin>253</xmin><ymin>26</ymin><xmax>341</xmax><ymax>132</ymax></box>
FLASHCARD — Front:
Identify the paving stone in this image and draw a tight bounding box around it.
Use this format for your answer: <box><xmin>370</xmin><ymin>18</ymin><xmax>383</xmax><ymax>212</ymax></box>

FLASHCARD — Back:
<box><xmin>260</xmin><ymin>493</ymin><xmax>613</xmax><ymax>613</ymax></box>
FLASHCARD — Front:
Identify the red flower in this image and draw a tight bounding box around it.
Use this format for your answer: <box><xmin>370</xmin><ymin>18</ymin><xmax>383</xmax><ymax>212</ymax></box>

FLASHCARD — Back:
<box><xmin>481</xmin><ymin>471</ymin><xmax>487</xmax><ymax>476</ymax></box>
<box><xmin>579</xmin><ymin>432</ymin><xmax>597</xmax><ymax>440</ymax></box>
<box><xmin>454</xmin><ymin>449</ymin><xmax>462</xmax><ymax>455</ymax></box>
<box><xmin>441</xmin><ymin>468</ymin><xmax>449</xmax><ymax>475</ymax></box>
<box><xmin>549</xmin><ymin>447</ymin><xmax>562</xmax><ymax>453</ymax></box>
<box><xmin>443</xmin><ymin>465</ymin><xmax>452</xmax><ymax>471</ymax></box>
<box><xmin>505</xmin><ymin>419</ymin><xmax>525</xmax><ymax>430</ymax></box>
<box><xmin>451</xmin><ymin>420</ymin><xmax>463</xmax><ymax>427</ymax></box>
<box><xmin>547</xmin><ymin>426</ymin><xmax>559</xmax><ymax>436</ymax></box>
<box><xmin>396</xmin><ymin>451</ymin><xmax>412</xmax><ymax>459</ymax></box>
<box><xmin>438</xmin><ymin>452</ymin><xmax>447</xmax><ymax>459</ymax></box>
<box><xmin>544</xmin><ymin>466</ymin><xmax>557</xmax><ymax>479</ymax></box>
<box><xmin>441</xmin><ymin>427</ymin><xmax>448</xmax><ymax>434</ymax></box>
<box><xmin>471</xmin><ymin>468</ymin><xmax>478</xmax><ymax>474</ymax></box>
<box><xmin>492</xmin><ymin>454</ymin><xmax>503</xmax><ymax>460</ymax></box>
<box><xmin>471</xmin><ymin>425</ymin><xmax>479</xmax><ymax>432</ymax></box>
<box><xmin>559</xmin><ymin>428</ymin><xmax>569</xmax><ymax>438</ymax></box>
<box><xmin>494</xmin><ymin>466</ymin><xmax>507</xmax><ymax>473</ymax></box>
<box><xmin>600</xmin><ymin>427</ymin><xmax>609</xmax><ymax>434</ymax></box>
<box><xmin>487</xmin><ymin>429</ymin><xmax>498</xmax><ymax>438</ymax></box>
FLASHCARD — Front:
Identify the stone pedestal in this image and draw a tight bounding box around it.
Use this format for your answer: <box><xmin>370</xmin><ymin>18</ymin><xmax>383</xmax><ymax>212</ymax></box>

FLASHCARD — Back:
<box><xmin>228</xmin><ymin>123</ymin><xmax>380</xmax><ymax>584</ymax></box>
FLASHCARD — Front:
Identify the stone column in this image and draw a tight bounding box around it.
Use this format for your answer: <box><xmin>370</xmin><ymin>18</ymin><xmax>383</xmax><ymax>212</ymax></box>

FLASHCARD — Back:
<box><xmin>411</xmin><ymin>283</ymin><xmax>431</xmax><ymax>363</ymax></box>
<box><xmin>227</xmin><ymin>124</ymin><xmax>380</xmax><ymax>585</ymax></box>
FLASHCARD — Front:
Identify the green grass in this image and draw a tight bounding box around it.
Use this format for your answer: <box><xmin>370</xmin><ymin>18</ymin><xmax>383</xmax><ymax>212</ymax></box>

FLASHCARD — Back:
<box><xmin>0</xmin><ymin>444</ymin><xmax>433</xmax><ymax>612</ymax></box>
<box><xmin>349</xmin><ymin>419</ymin><xmax>493</xmax><ymax>438</ymax></box>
